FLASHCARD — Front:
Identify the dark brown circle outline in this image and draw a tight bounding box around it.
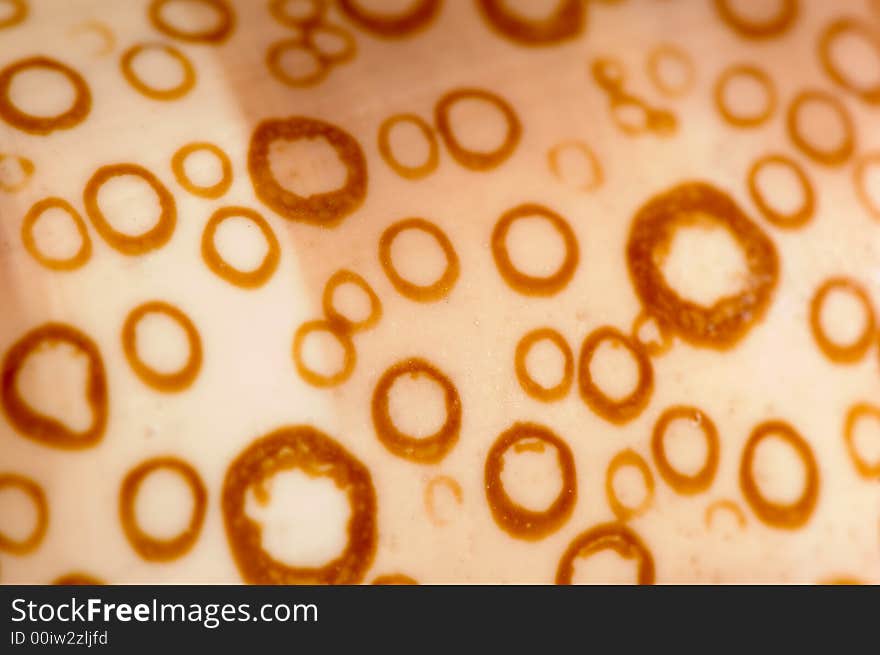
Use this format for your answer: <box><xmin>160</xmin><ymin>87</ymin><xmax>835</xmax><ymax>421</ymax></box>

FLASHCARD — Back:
<box><xmin>0</xmin><ymin>473</ymin><xmax>48</xmax><ymax>555</ymax></box>
<box><xmin>809</xmin><ymin>277</ymin><xmax>876</xmax><ymax>364</ymax></box>
<box><xmin>371</xmin><ymin>357</ymin><xmax>461</xmax><ymax>464</ymax></box>
<box><xmin>605</xmin><ymin>449</ymin><xmax>655</xmax><ymax>522</ymax></box>
<box><xmin>704</xmin><ymin>498</ymin><xmax>747</xmax><ymax>531</ymax></box>
<box><xmin>514</xmin><ymin>327</ymin><xmax>573</xmax><ymax>402</ymax></box>
<box><xmin>555</xmin><ymin>522</ymin><xmax>655</xmax><ymax>585</ymax></box>
<box><xmin>119</xmin><ymin>42</ymin><xmax>196</xmax><ymax>101</ymax></box>
<box><xmin>714</xmin><ymin>0</ymin><xmax>798</xmax><ymax>40</ymax></box>
<box><xmin>819</xmin><ymin>18</ymin><xmax>880</xmax><ymax>104</ymax></box>
<box><xmin>626</xmin><ymin>181</ymin><xmax>779</xmax><ymax>350</ymax></box>
<box><xmin>21</xmin><ymin>197</ymin><xmax>92</xmax><ymax>271</ymax></box>
<box><xmin>484</xmin><ymin>422</ymin><xmax>577</xmax><ymax>541</ymax></box>
<box><xmin>222</xmin><ymin>425</ymin><xmax>377</xmax><ymax>584</ymax></box>
<box><xmin>646</xmin><ymin>43</ymin><xmax>695</xmax><ymax>98</ymax></box>
<box><xmin>118</xmin><ymin>456</ymin><xmax>207</xmax><ymax>562</ymax></box>
<box><xmin>476</xmin><ymin>0</ymin><xmax>585</xmax><ymax>46</ymax></box>
<box><xmin>843</xmin><ymin>402</ymin><xmax>880</xmax><ymax>479</ymax></box>
<box><xmin>854</xmin><ymin>152</ymin><xmax>880</xmax><ymax>220</ymax></box>
<box><xmin>52</xmin><ymin>572</ymin><xmax>105</xmax><ymax>585</ymax></box>
<box><xmin>491</xmin><ymin>203</ymin><xmax>579</xmax><ymax>297</ymax></box>
<box><xmin>577</xmin><ymin>326</ymin><xmax>653</xmax><ymax>425</ymax></box>
<box><xmin>121</xmin><ymin>300</ymin><xmax>203</xmax><ymax>392</ymax></box>
<box><xmin>651</xmin><ymin>405</ymin><xmax>720</xmax><ymax>495</ymax></box>
<box><xmin>0</xmin><ymin>56</ymin><xmax>91</xmax><ymax>135</ymax></box>
<box><xmin>378</xmin><ymin>217</ymin><xmax>460</xmax><ymax>302</ymax></box>
<box><xmin>0</xmin><ymin>0</ymin><xmax>26</xmax><ymax>29</ymax></box>
<box><xmin>630</xmin><ymin>311</ymin><xmax>674</xmax><ymax>357</ymax></box>
<box><xmin>248</xmin><ymin>116</ymin><xmax>367</xmax><ymax>227</ymax></box>
<box><xmin>269</xmin><ymin>0</ymin><xmax>325</xmax><ymax>28</ymax></box>
<box><xmin>148</xmin><ymin>0</ymin><xmax>235</xmax><ymax>44</ymax></box>
<box><xmin>747</xmin><ymin>153</ymin><xmax>814</xmax><ymax>229</ymax></box>
<box><xmin>786</xmin><ymin>90</ymin><xmax>855</xmax><ymax>167</ymax></box>
<box><xmin>338</xmin><ymin>0</ymin><xmax>439</xmax><ymax>39</ymax></box>
<box><xmin>266</xmin><ymin>38</ymin><xmax>330</xmax><ymax>88</ymax></box>
<box><xmin>201</xmin><ymin>205</ymin><xmax>280</xmax><ymax>288</ymax></box>
<box><xmin>291</xmin><ymin>319</ymin><xmax>356</xmax><ymax>387</ymax></box>
<box><xmin>547</xmin><ymin>140</ymin><xmax>603</xmax><ymax>191</ymax></box>
<box><xmin>424</xmin><ymin>475</ymin><xmax>463</xmax><ymax>526</ymax></box>
<box><xmin>171</xmin><ymin>141</ymin><xmax>232</xmax><ymax>199</ymax></box>
<box><xmin>713</xmin><ymin>64</ymin><xmax>777</xmax><ymax>128</ymax></box>
<box><xmin>377</xmin><ymin>113</ymin><xmax>440</xmax><ymax>180</ymax></box>
<box><xmin>321</xmin><ymin>269</ymin><xmax>382</xmax><ymax>333</ymax></box>
<box><xmin>0</xmin><ymin>153</ymin><xmax>34</xmax><ymax>192</ymax></box>
<box><xmin>83</xmin><ymin>163</ymin><xmax>177</xmax><ymax>256</ymax></box>
<box><xmin>739</xmin><ymin>420</ymin><xmax>819</xmax><ymax>530</ymax></box>
<box><xmin>305</xmin><ymin>22</ymin><xmax>357</xmax><ymax>65</ymax></box>
<box><xmin>1</xmin><ymin>323</ymin><xmax>107</xmax><ymax>449</ymax></box>
<box><xmin>371</xmin><ymin>573</ymin><xmax>418</xmax><ymax>585</ymax></box>
<box><xmin>434</xmin><ymin>88</ymin><xmax>522</xmax><ymax>171</ymax></box>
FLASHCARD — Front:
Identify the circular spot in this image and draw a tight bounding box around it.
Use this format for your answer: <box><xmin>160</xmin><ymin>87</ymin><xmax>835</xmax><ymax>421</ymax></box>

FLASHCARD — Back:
<box><xmin>119</xmin><ymin>457</ymin><xmax>207</xmax><ymax>561</ymax></box>
<box><xmin>434</xmin><ymin>88</ymin><xmax>521</xmax><ymax>171</ymax></box>
<box><xmin>491</xmin><ymin>203</ymin><xmax>579</xmax><ymax>297</ymax></box>
<box><xmin>266</xmin><ymin>39</ymin><xmax>329</xmax><ymax>87</ymax></box>
<box><xmin>371</xmin><ymin>358</ymin><xmax>461</xmax><ymax>464</ymax></box>
<box><xmin>809</xmin><ymin>277</ymin><xmax>875</xmax><ymax>364</ymax></box>
<box><xmin>514</xmin><ymin>327</ymin><xmax>573</xmax><ymax>402</ymax></box>
<box><xmin>377</xmin><ymin>113</ymin><xmax>439</xmax><ymax>180</ymax></box>
<box><xmin>786</xmin><ymin>90</ymin><xmax>855</xmax><ymax>167</ymax></box>
<box><xmin>0</xmin><ymin>153</ymin><xmax>34</xmax><ymax>192</ymax></box>
<box><xmin>0</xmin><ymin>0</ymin><xmax>26</xmax><ymax>30</ymax></box>
<box><xmin>171</xmin><ymin>141</ymin><xmax>232</xmax><ymax>198</ymax></box>
<box><xmin>378</xmin><ymin>217</ymin><xmax>459</xmax><ymax>302</ymax></box>
<box><xmin>269</xmin><ymin>0</ymin><xmax>325</xmax><ymax>27</ymax></box>
<box><xmin>52</xmin><ymin>572</ymin><xmax>104</xmax><ymax>585</ymax></box>
<box><xmin>556</xmin><ymin>522</ymin><xmax>655</xmax><ymax>585</ymax></box>
<box><xmin>747</xmin><ymin>153</ymin><xmax>814</xmax><ymax>229</ymax></box>
<box><xmin>704</xmin><ymin>498</ymin><xmax>747</xmax><ymax>531</ymax></box>
<box><xmin>337</xmin><ymin>0</ymin><xmax>440</xmax><ymax>38</ymax></box>
<box><xmin>484</xmin><ymin>422</ymin><xmax>576</xmax><ymax>541</ymax></box>
<box><xmin>119</xmin><ymin>42</ymin><xmax>196</xmax><ymax>101</ymax></box>
<box><xmin>646</xmin><ymin>43</ymin><xmax>695</xmax><ymax>97</ymax></box>
<box><xmin>476</xmin><ymin>0</ymin><xmax>585</xmax><ymax>46</ymax></box>
<box><xmin>627</xmin><ymin>182</ymin><xmax>779</xmax><ymax>349</ymax></box>
<box><xmin>577</xmin><ymin>326</ymin><xmax>653</xmax><ymax>424</ymax></box>
<box><xmin>651</xmin><ymin>406</ymin><xmax>720</xmax><ymax>495</ymax></box>
<box><xmin>121</xmin><ymin>301</ymin><xmax>202</xmax><ymax>393</ymax></box>
<box><xmin>148</xmin><ymin>0</ymin><xmax>235</xmax><ymax>44</ymax></box>
<box><xmin>201</xmin><ymin>206</ymin><xmax>279</xmax><ymax>288</ymax></box>
<box><xmin>424</xmin><ymin>475</ymin><xmax>463</xmax><ymax>526</ymax></box>
<box><xmin>629</xmin><ymin>311</ymin><xmax>674</xmax><ymax>357</ymax></box>
<box><xmin>372</xmin><ymin>573</ymin><xmax>418</xmax><ymax>584</ymax></box>
<box><xmin>547</xmin><ymin>140</ymin><xmax>603</xmax><ymax>191</ymax></box>
<box><xmin>819</xmin><ymin>18</ymin><xmax>880</xmax><ymax>104</ymax></box>
<box><xmin>0</xmin><ymin>473</ymin><xmax>47</xmax><ymax>555</ymax></box>
<box><xmin>306</xmin><ymin>22</ymin><xmax>357</xmax><ymax>64</ymax></box>
<box><xmin>853</xmin><ymin>151</ymin><xmax>880</xmax><ymax>221</ymax></box>
<box><xmin>223</xmin><ymin>425</ymin><xmax>377</xmax><ymax>584</ymax></box>
<box><xmin>83</xmin><ymin>163</ymin><xmax>177</xmax><ymax>256</ymax></box>
<box><xmin>714</xmin><ymin>0</ymin><xmax>797</xmax><ymax>40</ymax></box>
<box><xmin>1</xmin><ymin>323</ymin><xmax>107</xmax><ymax>449</ymax></box>
<box><xmin>248</xmin><ymin>116</ymin><xmax>367</xmax><ymax>227</ymax></box>
<box><xmin>739</xmin><ymin>420</ymin><xmax>819</xmax><ymax>530</ymax></box>
<box><xmin>321</xmin><ymin>269</ymin><xmax>382</xmax><ymax>332</ymax></box>
<box><xmin>713</xmin><ymin>64</ymin><xmax>776</xmax><ymax>128</ymax></box>
<box><xmin>0</xmin><ymin>56</ymin><xmax>91</xmax><ymax>135</ymax></box>
<box><xmin>844</xmin><ymin>403</ymin><xmax>880</xmax><ymax>479</ymax></box>
<box><xmin>291</xmin><ymin>319</ymin><xmax>356</xmax><ymax>387</ymax></box>
<box><xmin>605</xmin><ymin>449</ymin><xmax>654</xmax><ymax>521</ymax></box>
<box><xmin>21</xmin><ymin>197</ymin><xmax>92</xmax><ymax>271</ymax></box>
